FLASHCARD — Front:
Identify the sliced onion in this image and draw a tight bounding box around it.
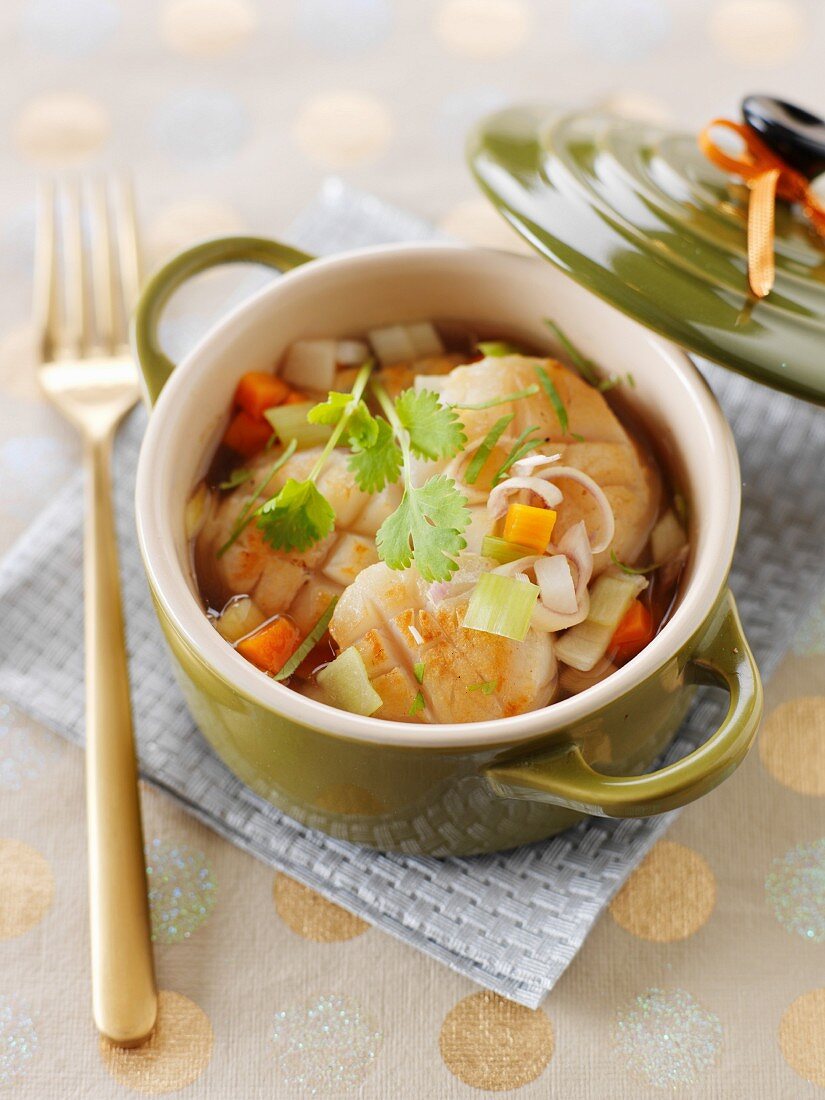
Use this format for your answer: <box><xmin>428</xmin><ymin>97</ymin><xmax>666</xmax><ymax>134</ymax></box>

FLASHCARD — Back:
<box><xmin>487</xmin><ymin>476</ymin><xmax>564</xmax><ymax>521</ymax></box>
<box><xmin>491</xmin><ymin>520</ymin><xmax>594</xmax><ymax>634</ymax></box>
<box><xmin>511</xmin><ymin>452</ymin><xmax>561</xmax><ymax>477</ymax></box>
<box><xmin>531</xmin><ymin>588</ymin><xmax>590</xmax><ymax>633</ymax></box>
<box><xmin>529</xmin><ymin>465</ymin><xmax>615</xmax><ymax>554</ymax></box>
<box><xmin>443</xmin><ymin>437</ymin><xmax>497</xmax><ymax>505</ymax></box>
<box><xmin>556</xmin><ymin>520</ymin><xmax>594</xmax><ymax>602</ymax></box>
<box><xmin>535</xmin><ymin>555</ymin><xmax>578</xmax><ymax>615</ymax></box>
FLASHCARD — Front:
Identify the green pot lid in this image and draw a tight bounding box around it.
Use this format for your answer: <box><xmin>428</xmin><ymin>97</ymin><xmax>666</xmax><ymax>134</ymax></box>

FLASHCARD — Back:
<box><xmin>467</xmin><ymin>104</ymin><xmax>825</xmax><ymax>404</ymax></box>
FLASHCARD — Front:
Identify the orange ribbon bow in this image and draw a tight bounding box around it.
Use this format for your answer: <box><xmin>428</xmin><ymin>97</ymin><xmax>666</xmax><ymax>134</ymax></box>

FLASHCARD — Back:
<box><xmin>699</xmin><ymin>117</ymin><xmax>825</xmax><ymax>298</ymax></box>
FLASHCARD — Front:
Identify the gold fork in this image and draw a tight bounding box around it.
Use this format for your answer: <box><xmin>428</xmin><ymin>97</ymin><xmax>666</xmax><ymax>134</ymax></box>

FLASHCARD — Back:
<box><xmin>35</xmin><ymin>177</ymin><xmax>157</xmax><ymax>1046</ymax></box>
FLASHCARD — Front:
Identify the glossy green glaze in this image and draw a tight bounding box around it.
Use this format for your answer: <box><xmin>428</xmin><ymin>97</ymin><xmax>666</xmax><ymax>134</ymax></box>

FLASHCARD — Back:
<box><xmin>132</xmin><ymin>234</ymin><xmax>763</xmax><ymax>855</ymax></box>
<box><xmin>151</xmin><ymin>583</ymin><xmax>759</xmax><ymax>855</ymax></box>
<box><xmin>134</xmin><ymin>236</ymin><xmax>313</xmax><ymax>403</ymax></box>
<box><xmin>467</xmin><ymin>105</ymin><xmax>825</xmax><ymax>405</ymax></box>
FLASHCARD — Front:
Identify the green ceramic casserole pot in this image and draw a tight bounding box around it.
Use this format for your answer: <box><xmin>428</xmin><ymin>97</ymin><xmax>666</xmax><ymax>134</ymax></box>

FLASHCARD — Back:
<box><xmin>132</xmin><ymin>237</ymin><xmax>762</xmax><ymax>857</ymax></box>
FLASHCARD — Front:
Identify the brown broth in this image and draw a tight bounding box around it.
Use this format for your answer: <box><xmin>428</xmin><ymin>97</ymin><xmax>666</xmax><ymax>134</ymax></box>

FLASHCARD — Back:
<box><xmin>190</xmin><ymin>320</ymin><xmax>691</xmax><ymax>715</ymax></box>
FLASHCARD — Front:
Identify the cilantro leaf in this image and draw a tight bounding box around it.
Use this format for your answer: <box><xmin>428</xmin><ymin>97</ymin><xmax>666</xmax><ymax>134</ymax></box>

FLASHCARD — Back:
<box><xmin>346</xmin><ymin>402</ymin><xmax>380</xmax><ymax>450</ymax></box>
<box><xmin>376</xmin><ymin>475</ymin><xmax>470</xmax><ymax>582</ymax></box>
<box><xmin>257</xmin><ymin>478</ymin><xmax>335</xmax><ymax>553</ymax></box>
<box><xmin>307</xmin><ymin>391</ymin><xmax>353</xmax><ymax>425</ymax></box>
<box><xmin>347</xmin><ymin>416</ymin><xmax>402</xmax><ymax>493</ymax></box>
<box><xmin>395</xmin><ymin>388</ymin><xmax>466</xmax><ymax>462</ymax></box>
<box><xmin>216</xmin><ymin>439</ymin><xmax>298</xmax><ymax>558</ymax></box>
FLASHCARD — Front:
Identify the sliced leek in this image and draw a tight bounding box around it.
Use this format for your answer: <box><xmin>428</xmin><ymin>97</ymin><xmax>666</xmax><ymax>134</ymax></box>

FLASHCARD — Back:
<box><xmin>462</xmin><ymin>573</ymin><xmax>539</xmax><ymax>642</ymax></box>
<box><xmin>481</xmin><ymin>535</ymin><xmax>537</xmax><ymax>565</ymax></box>
<box><xmin>555</xmin><ymin>573</ymin><xmax>646</xmax><ymax>671</ymax></box>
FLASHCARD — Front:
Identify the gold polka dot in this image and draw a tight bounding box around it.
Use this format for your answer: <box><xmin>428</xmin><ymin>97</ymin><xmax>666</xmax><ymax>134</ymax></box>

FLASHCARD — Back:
<box><xmin>779</xmin><ymin>989</ymin><xmax>825</xmax><ymax>1087</ymax></box>
<box><xmin>0</xmin><ymin>838</ymin><xmax>54</xmax><ymax>939</ymax></box>
<box><xmin>145</xmin><ymin>198</ymin><xmax>244</xmax><ymax>267</ymax></box>
<box><xmin>160</xmin><ymin>0</ymin><xmax>256</xmax><ymax>57</ymax></box>
<box><xmin>760</xmin><ymin>697</ymin><xmax>825</xmax><ymax>796</ymax></box>
<box><xmin>274</xmin><ymin>873</ymin><xmax>369</xmax><ymax>942</ymax></box>
<box><xmin>293</xmin><ymin>92</ymin><xmax>393</xmax><ymax>167</ymax></box>
<box><xmin>609</xmin><ymin>840</ymin><xmax>716</xmax><ymax>942</ymax></box>
<box><xmin>709</xmin><ymin>0</ymin><xmax>804</xmax><ymax>67</ymax></box>
<box><xmin>435</xmin><ymin>0</ymin><xmax>529</xmax><ymax>58</ymax></box>
<box><xmin>14</xmin><ymin>92</ymin><xmax>109</xmax><ymax>165</ymax></box>
<box><xmin>99</xmin><ymin>990</ymin><xmax>213</xmax><ymax>1094</ymax></box>
<box><xmin>439</xmin><ymin>991</ymin><xmax>553</xmax><ymax>1090</ymax></box>
<box><xmin>438</xmin><ymin>197</ymin><xmax>533</xmax><ymax>254</ymax></box>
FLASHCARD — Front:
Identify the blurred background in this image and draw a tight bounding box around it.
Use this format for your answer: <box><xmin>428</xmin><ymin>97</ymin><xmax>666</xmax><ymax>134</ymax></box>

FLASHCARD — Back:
<box><xmin>1</xmin><ymin>0</ymin><xmax>824</xmax><ymax>541</ymax></box>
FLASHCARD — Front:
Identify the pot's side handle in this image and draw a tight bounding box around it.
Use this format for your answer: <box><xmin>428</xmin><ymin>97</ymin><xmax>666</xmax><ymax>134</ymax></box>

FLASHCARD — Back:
<box><xmin>485</xmin><ymin>590</ymin><xmax>762</xmax><ymax>818</ymax></box>
<box><xmin>132</xmin><ymin>236</ymin><xmax>314</xmax><ymax>404</ymax></box>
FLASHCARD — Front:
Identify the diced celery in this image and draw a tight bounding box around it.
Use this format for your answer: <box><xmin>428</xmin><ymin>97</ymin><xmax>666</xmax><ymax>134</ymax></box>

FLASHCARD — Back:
<box><xmin>481</xmin><ymin>535</ymin><xmax>537</xmax><ymax>565</ymax></box>
<box><xmin>282</xmin><ymin>339</ymin><xmax>337</xmax><ymax>390</ymax></box>
<box><xmin>264</xmin><ymin>403</ymin><xmax>332</xmax><ymax>449</ymax></box>
<box><xmin>588</xmin><ymin>573</ymin><xmax>646</xmax><ymax>628</ymax></box>
<box><xmin>651</xmin><ymin>509</ymin><xmax>687</xmax><ymax>563</ymax></box>
<box><xmin>215</xmin><ymin>596</ymin><xmax>266</xmax><ymax>644</ymax></box>
<box><xmin>555</xmin><ymin>573</ymin><xmax>645</xmax><ymax>671</ymax></box>
<box><xmin>317</xmin><ymin>646</ymin><xmax>383</xmax><ymax>716</ymax></box>
<box><xmin>554</xmin><ymin>620</ymin><xmax>613</xmax><ymax>672</ymax></box>
<box><xmin>462</xmin><ymin>573</ymin><xmax>539</xmax><ymax>641</ymax></box>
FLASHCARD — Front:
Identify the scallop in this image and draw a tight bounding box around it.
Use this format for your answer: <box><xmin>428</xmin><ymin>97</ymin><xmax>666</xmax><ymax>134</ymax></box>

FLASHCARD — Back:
<box><xmin>427</xmin><ymin>355</ymin><xmax>661</xmax><ymax>572</ymax></box>
<box><xmin>329</xmin><ymin>561</ymin><xmax>557</xmax><ymax>723</ymax></box>
<box><xmin>195</xmin><ymin>446</ymin><xmax>387</xmax><ymax>624</ymax></box>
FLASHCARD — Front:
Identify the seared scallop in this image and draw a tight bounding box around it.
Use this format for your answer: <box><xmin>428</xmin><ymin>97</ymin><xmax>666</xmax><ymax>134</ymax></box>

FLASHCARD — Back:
<box><xmin>427</xmin><ymin>355</ymin><xmax>661</xmax><ymax>571</ymax></box>
<box><xmin>329</xmin><ymin>560</ymin><xmax>557</xmax><ymax>723</ymax></box>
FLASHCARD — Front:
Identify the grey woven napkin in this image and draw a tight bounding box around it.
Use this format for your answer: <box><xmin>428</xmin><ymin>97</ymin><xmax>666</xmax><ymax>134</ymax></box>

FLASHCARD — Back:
<box><xmin>1</xmin><ymin>179</ymin><xmax>824</xmax><ymax>1008</ymax></box>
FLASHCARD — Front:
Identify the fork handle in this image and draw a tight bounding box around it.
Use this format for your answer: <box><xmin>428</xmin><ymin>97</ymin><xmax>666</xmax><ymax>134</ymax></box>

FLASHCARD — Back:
<box><xmin>84</xmin><ymin>430</ymin><xmax>157</xmax><ymax>1046</ymax></box>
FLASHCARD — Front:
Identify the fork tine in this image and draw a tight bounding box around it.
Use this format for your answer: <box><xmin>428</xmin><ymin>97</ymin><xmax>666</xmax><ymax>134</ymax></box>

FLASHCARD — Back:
<box><xmin>111</xmin><ymin>175</ymin><xmax>141</xmax><ymax>348</ymax></box>
<box><xmin>34</xmin><ymin>179</ymin><xmax>60</xmax><ymax>362</ymax></box>
<box><xmin>61</xmin><ymin>177</ymin><xmax>88</xmax><ymax>358</ymax></box>
<box><xmin>88</xmin><ymin>176</ymin><xmax>116</xmax><ymax>354</ymax></box>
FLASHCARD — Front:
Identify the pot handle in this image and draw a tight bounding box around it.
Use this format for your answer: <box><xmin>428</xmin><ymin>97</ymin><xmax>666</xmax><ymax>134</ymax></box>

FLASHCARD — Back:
<box><xmin>132</xmin><ymin>236</ymin><xmax>315</xmax><ymax>403</ymax></box>
<box><xmin>485</xmin><ymin>589</ymin><xmax>762</xmax><ymax>817</ymax></box>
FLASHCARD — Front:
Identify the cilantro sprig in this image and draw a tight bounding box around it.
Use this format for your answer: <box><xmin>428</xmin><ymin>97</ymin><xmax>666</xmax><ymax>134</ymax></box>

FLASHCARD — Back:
<box><xmin>371</xmin><ymin>380</ymin><xmax>470</xmax><ymax>582</ymax></box>
<box><xmin>244</xmin><ymin>361</ymin><xmax>471</xmax><ymax>581</ymax></box>
<box><xmin>256</xmin><ymin>359</ymin><xmax>376</xmax><ymax>553</ymax></box>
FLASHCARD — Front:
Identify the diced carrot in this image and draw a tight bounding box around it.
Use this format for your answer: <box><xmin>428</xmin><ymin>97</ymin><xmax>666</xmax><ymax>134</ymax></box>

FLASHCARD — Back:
<box><xmin>502</xmin><ymin>503</ymin><xmax>557</xmax><ymax>554</ymax></box>
<box><xmin>222</xmin><ymin>410</ymin><xmax>272</xmax><ymax>458</ymax></box>
<box><xmin>610</xmin><ymin>600</ymin><xmax>654</xmax><ymax>663</ymax></box>
<box><xmin>236</xmin><ymin>617</ymin><xmax>300</xmax><ymax>674</ymax></box>
<box><xmin>284</xmin><ymin>390</ymin><xmax>309</xmax><ymax>405</ymax></box>
<box><xmin>233</xmin><ymin>371</ymin><xmax>291</xmax><ymax>419</ymax></box>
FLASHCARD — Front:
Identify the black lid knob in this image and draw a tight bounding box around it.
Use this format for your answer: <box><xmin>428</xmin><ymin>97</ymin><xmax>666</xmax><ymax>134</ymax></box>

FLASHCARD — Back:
<box><xmin>742</xmin><ymin>95</ymin><xmax>825</xmax><ymax>180</ymax></box>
